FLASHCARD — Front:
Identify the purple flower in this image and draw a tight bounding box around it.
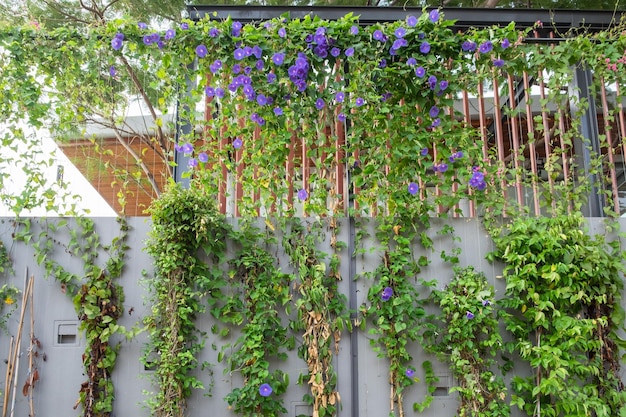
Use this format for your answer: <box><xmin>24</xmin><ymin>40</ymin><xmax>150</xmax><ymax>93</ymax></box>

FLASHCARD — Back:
<box><xmin>330</xmin><ymin>47</ymin><xmax>341</xmax><ymax>57</ymax></box>
<box><xmin>165</xmin><ymin>29</ymin><xmax>176</xmax><ymax>40</ymax></box>
<box><xmin>431</xmin><ymin>118</ymin><xmax>441</xmax><ymax>128</ymax></box>
<box><xmin>415</xmin><ymin>66</ymin><xmax>425</xmax><ymax>78</ymax></box>
<box><xmin>379</xmin><ymin>59</ymin><xmax>387</xmax><ymax>68</ymax></box>
<box><xmin>406</xmin><ymin>57</ymin><xmax>417</xmax><ymax>67</ymax></box>
<box><xmin>407</xmin><ymin>15</ymin><xmax>417</xmax><ymax>27</ymax></box>
<box><xmin>232</xmin><ymin>21</ymin><xmax>242</xmax><ymax>37</ymax></box>
<box><xmin>109</xmin><ymin>66</ymin><xmax>116</xmax><ymax>77</ymax></box>
<box><xmin>429</xmin><ymin>105</ymin><xmax>439</xmax><ymax>118</ymax></box>
<box><xmin>111</xmin><ymin>33</ymin><xmax>124</xmax><ymax>50</ymax></box>
<box><xmin>233</xmin><ymin>138</ymin><xmax>243</xmax><ymax>149</ymax></box>
<box><xmin>433</xmin><ymin>162</ymin><xmax>448</xmax><ymax>172</ymax></box>
<box><xmin>232</xmin><ymin>63</ymin><xmax>241</xmax><ymax>74</ymax></box>
<box><xmin>257</xmin><ymin>94</ymin><xmax>268</xmax><ymax>106</ymax></box>
<box><xmin>205</xmin><ymin>86</ymin><xmax>215</xmax><ymax>97</ymax></box>
<box><xmin>381</xmin><ymin>287</ymin><xmax>393</xmax><ymax>301</ymax></box>
<box><xmin>350</xmin><ymin>25</ymin><xmax>359</xmax><ymax>35</ymax></box>
<box><xmin>420</xmin><ymin>41</ymin><xmax>431</xmax><ymax>54</ymax></box>
<box><xmin>142</xmin><ymin>34</ymin><xmax>153</xmax><ymax>45</ymax></box>
<box><xmin>493</xmin><ymin>58</ymin><xmax>505</xmax><ymax>67</ymax></box>
<box><xmin>315</xmin><ymin>98</ymin><xmax>325</xmax><ymax>110</ymax></box>
<box><xmin>215</xmin><ymin>88</ymin><xmax>225</xmax><ymax>99</ymax></box>
<box><xmin>209</xmin><ymin>27</ymin><xmax>219</xmax><ymax>37</ymax></box>
<box><xmin>406</xmin><ymin>368</ymin><xmax>415</xmax><ymax>378</ymax></box>
<box><xmin>188</xmin><ymin>158</ymin><xmax>198</xmax><ymax>168</ymax></box>
<box><xmin>278</xmin><ymin>27</ymin><xmax>286</xmax><ymax>38</ymax></box>
<box><xmin>428</xmin><ymin>75</ymin><xmax>437</xmax><ymax>90</ymax></box>
<box><xmin>395</xmin><ymin>27</ymin><xmax>406</xmax><ymax>38</ymax></box>
<box><xmin>267</xmin><ymin>73</ymin><xmax>277</xmax><ymax>83</ymax></box>
<box><xmin>462</xmin><ymin>40</ymin><xmax>477</xmax><ymax>52</ymax></box>
<box><xmin>449</xmin><ymin>151</ymin><xmax>463</xmax><ymax>162</ymax></box>
<box><xmin>345</xmin><ymin>47</ymin><xmax>355</xmax><ymax>57</ymax></box>
<box><xmin>255</xmin><ymin>59</ymin><xmax>264</xmax><ymax>71</ymax></box>
<box><xmin>274</xmin><ymin>107</ymin><xmax>283</xmax><ymax>116</ymax></box>
<box><xmin>181</xmin><ymin>143</ymin><xmax>194</xmax><ymax>154</ymax></box>
<box><xmin>429</xmin><ymin>9</ymin><xmax>440</xmax><ymax>23</ymax></box>
<box><xmin>439</xmin><ymin>80</ymin><xmax>449</xmax><ymax>91</ymax></box>
<box><xmin>479</xmin><ymin>41</ymin><xmax>493</xmax><ymax>54</ymax></box>
<box><xmin>252</xmin><ymin>45</ymin><xmax>263</xmax><ymax>59</ymax></box>
<box><xmin>198</xmin><ymin>152</ymin><xmax>209</xmax><ymax>163</ymax></box>
<box><xmin>234</xmin><ymin>48</ymin><xmax>245</xmax><ymax>60</ymax></box>
<box><xmin>196</xmin><ymin>44</ymin><xmax>208</xmax><ymax>58</ymax></box>
<box><xmin>373</xmin><ymin>30</ymin><xmax>385</xmax><ymax>41</ymax></box>
<box><xmin>408</xmin><ymin>182</ymin><xmax>419</xmax><ymax>195</ymax></box>
<box><xmin>297</xmin><ymin>189</ymin><xmax>308</xmax><ymax>201</ymax></box>
<box><xmin>272</xmin><ymin>52</ymin><xmax>285</xmax><ymax>66</ymax></box>
<box><xmin>466</xmin><ymin>311</ymin><xmax>475</xmax><ymax>319</ymax></box>
<box><xmin>335</xmin><ymin>91</ymin><xmax>345</xmax><ymax>103</ymax></box>
<box><xmin>469</xmin><ymin>170</ymin><xmax>486</xmax><ymax>189</ymax></box>
<box><xmin>355</xmin><ymin>97</ymin><xmax>365</xmax><ymax>107</ymax></box>
<box><xmin>482</xmin><ymin>299</ymin><xmax>491</xmax><ymax>306</ymax></box>
<box><xmin>338</xmin><ymin>113</ymin><xmax>346</xmax><ymax>122</ymax></box>
<box><xmin>259</xmin><ymin>383</ymin><xmax>273</xmax><ymax>397</ymax></box>
<box><xmin>501</xmin><ymin>38</ymin><xmax>510</xmax><ymax>49</ymax></box>
<box><xmin>421</xmin><ymin>148</ymin><xmax>428</xmax><ymax>156</ymax></box>
<box><xmin>180</xmin><ymin>22</ymin><xmax>189</xmax><ymax>30</ymax></box>
<box><xmin>138</xmin><ymin>22</ymin><xmax>148</xmax><ymax>29</ymax></box>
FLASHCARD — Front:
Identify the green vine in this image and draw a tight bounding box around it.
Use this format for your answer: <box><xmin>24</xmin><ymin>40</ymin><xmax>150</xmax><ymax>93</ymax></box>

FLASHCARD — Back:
<box><xmin>12</xmin><ymin>216</ymin><xmax>129</xmax><ymax>417</ymax></box>
<box><xmin>220</xmin><ymin>220</ymin><xmax>292</xmax><ymax>416</ymax></box>
<box><xmin>143</xmin><ymin>180</ymin><xmax>230</xmax><ymax>417</ymax></box>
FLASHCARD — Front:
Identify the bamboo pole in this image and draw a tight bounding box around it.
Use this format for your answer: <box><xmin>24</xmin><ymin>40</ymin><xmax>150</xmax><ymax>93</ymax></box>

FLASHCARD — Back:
<box><xmin>2</xmin><ymin>337</ymin><xmax>14</xmax><ymax>416</ymax></box>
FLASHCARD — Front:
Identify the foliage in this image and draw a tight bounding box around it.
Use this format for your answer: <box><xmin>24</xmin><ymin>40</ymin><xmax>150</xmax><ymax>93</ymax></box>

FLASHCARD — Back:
<box><xmin>0</xmin><ymin>240</ymin><xmax>18</xmax><ymax>332</ymax></box>
<box><xmin>217</xmin><ymin>220</ymin><xmax>292</xmax><ymax>416</ymax></box>
<box><xmin>283</xmin><ymin>218</ymin><xmax>351</xmax><ymax>417</ymax></box>
<box><xmin>143</xmin><ymin>179</ymin><xmax>230</xmax><ymax>417</ymax></box>
<box><xmin>12</xmin><ymin>216</ymin><xmax>130</xmax><ymax>417</ymax></box>
<box><xmin>425</xmin><ymin>266</ymin><xmax>509</xmax><ymax>417</ymax></box>
<box><xmin>488</xmin><ymin>212</ymin><xmax>626</xmax><ymax>417</ymax></box>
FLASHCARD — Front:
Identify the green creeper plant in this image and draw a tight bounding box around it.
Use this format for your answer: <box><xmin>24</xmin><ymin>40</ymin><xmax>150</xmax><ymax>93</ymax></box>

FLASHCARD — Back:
<box><xmin>143</xmin><ymin>179</ymin><xmax>230</xmax><ymax>417</ymax></box>
<box><xmin>12</xmin><ymin>216</ymin><xmax>130</xmax><ymax>417</ymax></box>
<box><xmin>488</xmin><ymin>212</ymin><xmax>626</xmax><ymax>417</ymax></box>
<box><xmin>425</xmin><ymin>266</ymin><xmax>509</xmax><ymax>417</ymax></box>
<box><xmin>283</xmin><ymin>218</ymin><xmax>351</xmax><ymax>417</ymax></box>
<box><xmin>220</xmin><ymin>220</ymin><xmax>292</xmax><ymax>416</ymax></box>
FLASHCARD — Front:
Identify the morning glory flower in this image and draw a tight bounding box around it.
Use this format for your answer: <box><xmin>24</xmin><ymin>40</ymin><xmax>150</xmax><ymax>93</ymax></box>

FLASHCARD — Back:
<box><xmin>111</xmin><ymin>33</ymin><xmax>124</xmax><ymax>50</ymax></box>
<box><xmin>278</xmin><ymin>27</ymin><xmax>286</xmax><ymax>38</ymax></box>
<box><xmin>433</xmin><ymin>162</ymin><xmax>447</xmax><ymax>172</ymax></box>
<box><xmin>415</xmin><ymin>66</ymin><xmax>425</xmax><ymax>78</ymax></box>
<box><xmin>429</xmin><ymin>105</ymin><xmax>440</xmax><ymax>118</ymax></box>
<box><xmin>274</xmin><ymin>107</ymin><xmax>283</xmax><ymax>116</ymax></box>
<box><xmin>395</xmin><ymin>27</ymin><xmax>406</xmax><ymax>38</ymax></box>
<box><xmin>466</xmin><ymin>311</ymin><xmax>475</xmax><ymax>319</ymax></box>
<box><xmin>257</xmin><ymin>94</ymin><xmax>268</xmax><ymax>106</ymax></box>
<box><xmin>449</xmin><ymin>151</ymin><xmax>463</xmax><ymax>163</ymax></box>
<box><xmin>469</xmin><ymin>170</ymin><xmax>486</xmax><ymax>189</ymax></box>
<box><xmin>259</xmin><ymin>383</ymin><xmax>273</xmax><ymax>397</ymax></box>
<box><xmin>429</xmin><ymin>9</ymin><xmax>440</xmax><ymax>23</ymax></box>
<box><xmin>407</xmin><ymin>57</ymin><xmax>417</xmax><ymax>67</ymax></box>
<box><xmin>196</xmin><ymin>44</ymin><xmax>208</xmax><ymax>58</ymax></box>
<box><xmin>335</xmin><ymin>92</ymin><xmax>345</xmax><ymax>103</ymax></box>
<box><xmin>501</xmin><ymin>38</ymin><xmax>510</xmax><ymax>49</ymax></box>
<box><xmin>255</xmin><ymin>60</ymin><xmax>264</xmax><ymax>70</ymax></box>
<box><xmin>381</xmin><ymin>287</ymin><xmax>393</xmax><ymax>301</ymax></box>
<box><xmin>421</xmin><ymin>148</ymin><xmax>428</xmax><ymax>156</ymax></box>
<box><xmin>138</xmin><ymin>22</ymin><xmax>148</xmax><ymax>29</ymax></box>
<box><xmin>408</xmin><ymin>182</ymin><xmax>419</xmax><ymax>195</ymax></box>
<box><xmin>338</xmin><ymin>113</ymin><xmax>346</xmax><ymax>122</ymax></box>
<box><xmin>252</xmin><ymin>45</ymin><xmax>263</xmax><ymax>59</ymax></box>
<box><xmin>431</xmin><ymin>118</ymin><xmax>441</xmax><ymax>128</ymax></box>
<box><xmin>181</xmin><ymin>143</ymin><xmax>194</xmax><ymax>154</ymax></box>
<box><xmin>205</xmin><ymin>86</ymin><xmax>215</xmax><ymax>97</ymax></box>
<box><xmin>406</xmin><ymin>368</ymin><xmax>415</xmax><ymax>378</ymax></box>
<box><xmin>180</xmin><ymin>22</ymin><xmax>189</xmax><ymax>30</ymax></box>
<box><xmin>330</xmin><ymin>47</ymin><xmax>341</xmax><ymax>57</ymax></box>
<box><xmin>165</xmin><ymin>29</ymin><xmax>176</xmax><ymax>40</ymax></box>
<box><xmin>373</xmin><ymin>30</ymin><xmax>385</xmax><ymax>41</ymax></box>
<box><xmin>428</xmin><ymin>75</ymin><xmax>437</xmax><ymax>90</ymax></box>
<box><xmin>482</xmin><ymin>299</ymin><xmax>491</xmax><ymax>306</ymax></box>
<box><xmin>297</xmin><ymin>189</ymin><xmax>308</xmax><ymax>201</ymax></box>
<box><xmin>272</xmin><ymin>52</ymin><xmax>285</xmax><ymax>65</ymax></box>
<box><xmin>209</xmin><ymin>27</ymin><xmax>219</xmax><ymax>37</ymax></box>
<box><xmin>234</xmin><ymin>48</ymin><xmax>245</xmax><ymax>60</ymax></box>
<box><xmin>232</xmin><ymin>21</ymin><xmax>242</xmax><ymax>37</ymax></box>
<box><xmin>198</xmin><ymin>152</ymin><xmax>209</xmax><ymax>163</ymax></box>
<box><xmin>233</xmin><ymin>138</ymin><xmax>243</xmax><ymax>149</ymax></box>
<box><xmin>355</xmin><ymin>97</ymin><xmax>365</xmax><ymax>107</ymax></box>
<box><xmin>493</xmin><ymin>58</ymin><xmax>505</xmax><ymax>67</ymax></box>
<box><xmin>315</xmin><ymin>98</ymin><xmax>325</xmax><ymax>110</ymax></box>
<box><xmin>379</xmin><ymin>59</ymin><xmax>387</xmax><ymax>68</ymax></box>
<box><xmin>479</xmin><ymin>41</ymin><xmax>493</xmax><ymax>54</ymax></box>
<box><xmin>407</xmin><ymin>15</ymin><xmax>417</xmax><ymax>27</ymax></box>
<box><xmin>439</xmin><ymin>80</ymin><xmax>449</xmax><ymax>91</ymax></box>
<box><xmin>420</xmin><ymin>41</ymin><xmax>431</xmax><ymax>54</ymax></box>
<box><xmin>462</xmin><ymin>40</ymin><xmax>477</xmax><ymax>52</ymax></box>
<box><xmin>142</xmin><ymin>34</ymin><xmax>153</xmax><ymax>45</ymax></box>
<box><xmin>267</xmin><ymin>73</ymin><xmax>277</xmax><ymax>83</ymax></box>
<box><xmin>188</xmin><ymin>158</ymin><xmax>198</xmax><ymax>167</ymax></box>
<box><xmin>215</xmin><ymin>88</ymin><xmax>225</xmax><ymax>99</ymax></box>
<box><xmin>109</xmin><ymin>66</ymin><xmax>116</xmax><ymax>77</ymax></box>
<box><xmin>345</xmin><ymin>47</ymin><xmax>355</xmax><ymax>57</ymax></box>
<box><xmin>350</xmin><ymin>25</ymin><xmax>359</xmax><ymax>35</ymax></box>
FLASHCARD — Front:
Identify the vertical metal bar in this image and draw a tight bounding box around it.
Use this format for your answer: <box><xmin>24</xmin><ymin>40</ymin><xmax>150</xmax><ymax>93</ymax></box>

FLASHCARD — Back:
<box><xmin>507</xmin><ymin>73</ymin><xmax>524</xmax><ymax>208</ymax></box>
<box><xmin>600</xmin><ymin>80</ymin><xmax>620</xmax><ymax>215</ymax></box>
<box><xmin>523</xmin><ymin>72</ymin><xmax>541</xmax><ymax>215</ymax></box>
<box><xmin>571</xmin><ymin>65</ymin><xmax>604</xmax><ymax>217</ymax></box>
<box><xmin>287</xmin><ymin>128</ymin><xmax>295</xmax><ymax>213</ymax></box>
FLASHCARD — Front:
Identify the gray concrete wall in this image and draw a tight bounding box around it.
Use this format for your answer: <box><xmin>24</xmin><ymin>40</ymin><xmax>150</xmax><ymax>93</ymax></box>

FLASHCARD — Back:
<box><xmin>0</xmin><ymin>216</ymin><xmax>623</xmax><ymax>417</ymax></box>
